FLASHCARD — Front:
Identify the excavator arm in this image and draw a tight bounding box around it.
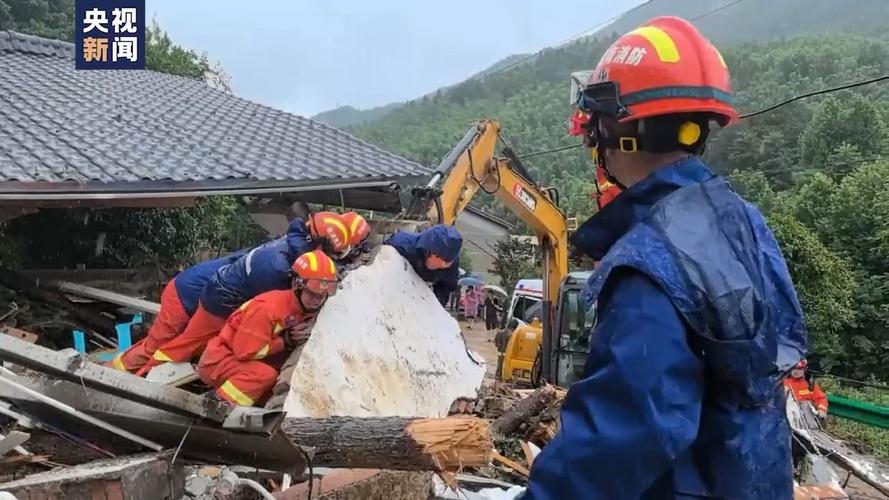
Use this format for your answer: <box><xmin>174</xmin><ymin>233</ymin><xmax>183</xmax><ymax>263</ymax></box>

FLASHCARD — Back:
<box><xmin>405</xmin><ymin>119</ymin><xmax>569</xmax><ymax>380</ymax></box>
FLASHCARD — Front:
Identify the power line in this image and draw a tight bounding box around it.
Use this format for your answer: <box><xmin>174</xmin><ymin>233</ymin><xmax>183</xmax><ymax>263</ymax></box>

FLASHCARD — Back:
<box><xmin>479</xmin><ymin>0</ymin><xmax>655</xmax><ymax>80</ymax></box>
<box><xmin>518</xmin><ymin>143</ymin><xmax>584</xmax><ymax>159</ymax></box>
<box><xmin>690</xmin><ymin>0</ymin><xmax>746</xmax><ymax>20</ymax></box>
<box><xmin>740</xmin><ymin>74</ymin><xmax>889</xmax><ymax>119</ymax></box>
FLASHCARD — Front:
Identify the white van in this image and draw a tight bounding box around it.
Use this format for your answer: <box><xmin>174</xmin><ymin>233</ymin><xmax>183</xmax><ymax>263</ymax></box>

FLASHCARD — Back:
<box><xmin>504</xmin><ymin>278</ymin><xmax>543</xmax><ymax>330</ymax></box>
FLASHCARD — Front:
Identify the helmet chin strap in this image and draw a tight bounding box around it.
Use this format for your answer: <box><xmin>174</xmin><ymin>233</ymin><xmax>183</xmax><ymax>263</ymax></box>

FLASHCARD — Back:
<box><xmin>593</xmin><ymin>141</ymin><xmax>627</xmax><ymax>191</ymax></box>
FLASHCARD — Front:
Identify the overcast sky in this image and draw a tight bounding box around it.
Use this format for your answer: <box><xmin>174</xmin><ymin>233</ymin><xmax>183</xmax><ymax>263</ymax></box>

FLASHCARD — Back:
<box><xmin>145</xmin><ymin>0</ymin><xmax>641</xmax><ymax>117</ymax></box>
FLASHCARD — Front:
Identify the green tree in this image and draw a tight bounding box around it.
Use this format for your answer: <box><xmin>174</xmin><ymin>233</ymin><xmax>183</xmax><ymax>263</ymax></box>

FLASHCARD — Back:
<box><xmin>458</xmin><ymin>248</ymin><xmax>473</xmax><ymax>273</ymax></box>
<box><xmin>766</xmin><ymin>212</ymin><xmax>857</xmax><ymax>367</ymax></box>
<box><xmin>0</xmin><ymin>0</ymin><xmax>74</xmax><ymax>41</ymax></box>
<box><xmin>799</xmin><ymin>95</ymin><xmax>887</xmax><ymax>170</ymax></box>
<box><xmin>490</xmin><ymin>238</ymin><xmax>539</xmax><ymax>292</ymax></box>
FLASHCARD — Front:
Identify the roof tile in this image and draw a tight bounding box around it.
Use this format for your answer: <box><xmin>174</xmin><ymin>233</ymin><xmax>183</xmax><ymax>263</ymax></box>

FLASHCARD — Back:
<box><xmin>0</xmin><ymin>31</ymin><xmax>429</xmax><ymax>193</ymax></box>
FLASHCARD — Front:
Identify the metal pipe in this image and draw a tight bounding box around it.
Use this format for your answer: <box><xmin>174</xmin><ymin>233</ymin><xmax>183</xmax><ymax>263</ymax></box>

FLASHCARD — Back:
<box><xmin>429</xmin><ymin>125</ymin><xmax>482</xmax><ymax>182</ymax></box>
<box><xmin>0</xmin><ymin>368</ymin><xmax>163</xmax><ymax>451</ymax></box>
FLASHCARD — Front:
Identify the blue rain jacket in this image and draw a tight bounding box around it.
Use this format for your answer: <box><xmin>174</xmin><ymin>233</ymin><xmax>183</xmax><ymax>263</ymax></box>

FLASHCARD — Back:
<box><xmin>173</xmin><ymin>250</ymin><xmax>246</xmax><ymax>317</ymax></box>
<box><xmin>200</xmin><ymin>219</ymin><xmax>314</xmax><ymax>317</ymax></box>
<box><xmin>384</xmin><ymin>224</ymin><xmax>462</xmax><ymax>306</ymax></box>
<box><xmin>524</xmin><ymin>157</ymin><xmax>807</xmax><ymax>499</ymax></box>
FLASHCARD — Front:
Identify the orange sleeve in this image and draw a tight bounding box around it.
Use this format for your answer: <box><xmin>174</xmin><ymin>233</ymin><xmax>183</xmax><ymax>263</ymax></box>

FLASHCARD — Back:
<box><xmin>231</xmin><ymin>304</ymin><xmax>278</xmax><ymax>361</ymax></box>
<box><xmin>812</xmin><ymin>383</ymin><xmax>829</xmax><ymax>411</ymax></box>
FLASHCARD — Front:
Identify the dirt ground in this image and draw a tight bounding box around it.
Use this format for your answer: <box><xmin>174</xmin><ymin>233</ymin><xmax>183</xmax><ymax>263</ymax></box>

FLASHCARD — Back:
<box><xmin>459</xmin><ymin>319</ymin><xmax>499</xmax><ymax>378</ymax></box>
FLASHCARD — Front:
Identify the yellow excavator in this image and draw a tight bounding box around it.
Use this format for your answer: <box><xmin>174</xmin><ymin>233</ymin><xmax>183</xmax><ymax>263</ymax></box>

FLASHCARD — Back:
<box><xmin>401</xmin><ymin>119</ymin><xmax>594</xmax><ymax>387</ymax></box>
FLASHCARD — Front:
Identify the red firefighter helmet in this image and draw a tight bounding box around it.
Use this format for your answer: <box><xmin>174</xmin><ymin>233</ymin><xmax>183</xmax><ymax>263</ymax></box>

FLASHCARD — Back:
<box><xmin>308</xmin><ymin>212</ymin><xmax>351</xmax><ymax>258</ymax></box>
<box><xmin>794</xmin><ymin>359</ymin><xmax>808</xmax><ymax>370</ymax></box>
<box><xmin>578</xmin><ymin>16</ymin><xmax>738</xmax><ymax>127</ymax></box>
<box><xmin>341</xmin><ymin>211</ymin><xmax>371</xmax><ymax>247</ymax></box>
<box><xmin>291</xmin><ymin>249</ymin><xmax>339</xmax><ymax>296</ymax></box>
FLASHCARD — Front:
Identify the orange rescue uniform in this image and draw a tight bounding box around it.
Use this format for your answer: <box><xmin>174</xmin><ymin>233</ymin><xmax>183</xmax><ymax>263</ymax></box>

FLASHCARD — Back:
<box><xmin>113</xmin><ymin>279</ymin><xmax>189</xmax><ymax>372</ymax></box>
<box><xmin>784</xmin><ymin>377</ymin><xmax>828</xmax><ymax>413</ymax></box>
<box><xmin>197</xmin><ymin>289</ymin><xmax>313</xmax><ymax>406</ymax></box>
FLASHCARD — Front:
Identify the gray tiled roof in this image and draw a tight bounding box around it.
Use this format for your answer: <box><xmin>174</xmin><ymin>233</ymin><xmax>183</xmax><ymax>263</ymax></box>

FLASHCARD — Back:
<box><xmin>0</xmin><ymin>31</ymin><xmax>430</xmax><ymax>195</ymax></box>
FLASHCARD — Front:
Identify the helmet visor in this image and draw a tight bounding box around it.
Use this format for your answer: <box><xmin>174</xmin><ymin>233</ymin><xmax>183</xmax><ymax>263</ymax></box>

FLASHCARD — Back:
<box><xmin>302</xmin><ymin>278</ymin><xmax>337</xmax><ymax>296</ymax></box>
<box><xmin>577</xmin><ymin>81</ymin><xmax>629</xmax><ymax>119</ymax></box>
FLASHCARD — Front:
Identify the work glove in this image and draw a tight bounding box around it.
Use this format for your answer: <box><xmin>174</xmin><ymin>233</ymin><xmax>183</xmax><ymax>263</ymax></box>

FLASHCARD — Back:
<box><xmin>284</xmin><ymin>320</ymin><xmax>314</xmax><ymax>350</ymax></box>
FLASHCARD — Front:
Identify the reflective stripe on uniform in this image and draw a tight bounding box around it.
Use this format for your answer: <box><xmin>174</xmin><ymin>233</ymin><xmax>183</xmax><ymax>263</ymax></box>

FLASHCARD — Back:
<box><xmin>153</xmin><ymin>349</ymin><xmax>173</xmax><ymax>362</ymax></box>
<box><xmin>273</xmin><ymin>323</ymin><xmax>285</xmax><ymax>334</ymax></box>
<box><xmin>627</xmin><ymin>26</ymin><xmax>680</xmax><ymax>63</ymax></box>
<box><xmin>254</xmin><ymin>344</ymin><xmax>270</xmax><ymax>360</ymax></box>
<box><xmin>244</xmin><ymin>247</ymin><xmax>258</xmax><ymax>276</ymax></box>
<box><xmin>112</xmin><ymin>354</ymin><xmax>127</xmax><ymax>371</ymax></box>
<box><xmin>239</xmin><ymin>299</ymin><xmax>254</xmax><ymax>311</ymax></box>
<box><xmin>220</xmin><ymin>380</ymin><xmax>254</xmax><ymax>406</ymax></box>
<box><xmin>797</xmin><ymin>389</ymin><xmax>811</xmax><ymax>396</ymax></box>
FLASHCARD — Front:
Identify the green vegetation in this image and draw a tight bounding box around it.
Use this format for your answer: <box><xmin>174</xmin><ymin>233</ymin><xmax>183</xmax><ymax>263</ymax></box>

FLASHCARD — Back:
<box><xmin>3</xmin><ymin>0</ymin><xmax>888</xmax><ymax>385</ymax></box>
<box><xmin>346</xmin><ymin>25</ymin><xmax>889</xmax><ymax>382</ymax></box>
<box><xmin>819</xmin><ymin>377</ymin><xmax>889</xmax><ymax>460</ymax></box>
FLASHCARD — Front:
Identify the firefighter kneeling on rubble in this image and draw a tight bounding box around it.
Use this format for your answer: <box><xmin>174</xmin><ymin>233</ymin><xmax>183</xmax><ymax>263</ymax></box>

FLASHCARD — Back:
<box><xmin>523</xmin><ymin>16</ymin><xmax>807</xmax><ymax>500</ymax></box>
<box><xmin>196</xmin><ymin>249</ymin><xmax>338</xmax><ymax>407</ymax></box>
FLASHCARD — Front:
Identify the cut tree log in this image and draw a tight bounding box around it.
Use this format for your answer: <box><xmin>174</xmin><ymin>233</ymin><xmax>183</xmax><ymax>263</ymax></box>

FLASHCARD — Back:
<box><xmin>281</xmin><ymin>416</ymin><xmax>492</xmax><ymax>471</ymax></box>
<box><xmin>0</xmin><ymin>267</ymin><xmax>116</xmax><ymax>334</ymax></box>
<box><xmin>492</xmin><ymin>385</ymin><xmax>558</xmax><ymax>436</ymax></box>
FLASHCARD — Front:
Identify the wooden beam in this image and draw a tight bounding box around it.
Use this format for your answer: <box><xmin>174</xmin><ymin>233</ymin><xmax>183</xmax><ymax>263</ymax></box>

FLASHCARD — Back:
<box><xmin>281</xmin><ymin>416</ymin><xmax>492</xmax><ymax>471</ymax></box>
<box><xmin>0</xmin><ymin>267</ymin><xmax>116</xmax><ymax>334</ymax></box>
<box><xmin>0</xmin><ymin>451</ymin><xmax>184</xmax><ymax>500</ymax></box>
<box><xmin>491</xmin><ymin>384</ymin><xmax>557</xmax><ymax>436</ymax></box>
<box><xmin>0</xmin><ymin>336</ymin><xmax>230</xmax><ymax>423</ymax></box>
<box><xmin>54</xmin><ymin>281</ymin><xmax>160</xmax><ymax>314</ymax></box>
<box><xmin>1</xmin><ymin>326</ymin><xmax>39</xmax><ymax>344</ymax></box>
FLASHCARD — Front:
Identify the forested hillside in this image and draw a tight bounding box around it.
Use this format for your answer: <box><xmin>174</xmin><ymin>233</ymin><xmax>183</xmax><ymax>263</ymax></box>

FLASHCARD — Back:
<box><xmin>313</xmin><ymin>0</ymin><xmax>889</xmax><ymax>127</ymax></box>
<box><xmin>346</xmin><ymin>13</ymin><xmax>889</xmax><ymax>381</ymax></box>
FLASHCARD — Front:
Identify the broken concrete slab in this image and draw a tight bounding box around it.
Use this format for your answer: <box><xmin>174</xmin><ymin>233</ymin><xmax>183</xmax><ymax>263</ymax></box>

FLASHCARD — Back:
<box><xmin>144</xmin><ymin>362</ymin><xmax>199</xmax><ymax>386</ymax></box>
<box><xmin>282</xmin><ymin>245</ymin><xmax>486</xmax><ymax>418</ymax></box>
<box><xmin>0</xmin><ymin>451</ymin><xmax>184</xmax><ymax>500</ymax></box>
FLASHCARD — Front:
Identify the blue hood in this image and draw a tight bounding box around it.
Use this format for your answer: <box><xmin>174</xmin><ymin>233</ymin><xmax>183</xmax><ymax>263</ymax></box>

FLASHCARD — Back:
<box><xmin>285</xmin><ymin>218</ymin><xmax>311</xmax><ymax>255</ymax></box>
<box><xmin>417</xmin><ymin>224</ymin><xmax>463</xmax><ymax>262</ymax></box>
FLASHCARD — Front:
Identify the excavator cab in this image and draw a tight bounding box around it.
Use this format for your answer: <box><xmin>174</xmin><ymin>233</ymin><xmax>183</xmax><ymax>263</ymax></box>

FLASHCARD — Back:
<box><xmin>501</xmin><ymin>272</ymin><xmax>595</xmax><ymax>387</ymax></box>
<box><xmin>551</xmin><ymin>272</ymin><xmax>594</xmax><ymax>387</ymax></box>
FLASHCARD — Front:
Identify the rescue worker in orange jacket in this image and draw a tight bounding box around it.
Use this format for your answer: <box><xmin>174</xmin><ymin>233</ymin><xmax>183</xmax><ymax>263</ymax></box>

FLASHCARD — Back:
<box><xmin>109</xmin><ymin>251</ymin><xmax>245</xmax><ymax>373</ymax></box>
<box><xmin>197</xmin><ymin>249</ymin><xmax>338</xmax><ymax>406</ymax></box>
<box><xmin>784</xmin><ymin>359</ymin><xmax>829</xmax><ymax>418</ymax></box>
<box><xmin>139</xmin><ymin>213</ymin><xmax>350</xmax><ymax>376</ymax></box>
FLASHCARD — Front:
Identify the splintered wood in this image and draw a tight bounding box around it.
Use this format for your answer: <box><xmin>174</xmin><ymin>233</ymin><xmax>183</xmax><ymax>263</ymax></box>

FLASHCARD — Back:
<box><xmin>406</xmin><ymin>417</ymin><xmax>493</xmax><ymax>471</ymax></box>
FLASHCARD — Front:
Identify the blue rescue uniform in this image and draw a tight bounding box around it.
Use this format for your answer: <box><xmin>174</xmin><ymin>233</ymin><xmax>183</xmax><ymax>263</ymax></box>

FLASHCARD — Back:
<box><xmin>524</xmin><ymin>158</ymin><xmax>807</xmax><ymax>499</ymax></box>
<box><xmin>201</xmin><ymin>219</ymin><xmax>315</xmax><ymax>317</ymax></box>
<box><xmin>384</xmin><ymin>225</ymin><xmax>462</xmax><ymax>307</ymax></box>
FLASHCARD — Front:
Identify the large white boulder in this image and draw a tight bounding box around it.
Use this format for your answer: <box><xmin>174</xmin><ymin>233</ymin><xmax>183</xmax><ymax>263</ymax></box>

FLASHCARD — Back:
<box><xmin>282</xmin><ymin>245</ymin><xmax>486</xmax><ymax>418</ymax></box>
